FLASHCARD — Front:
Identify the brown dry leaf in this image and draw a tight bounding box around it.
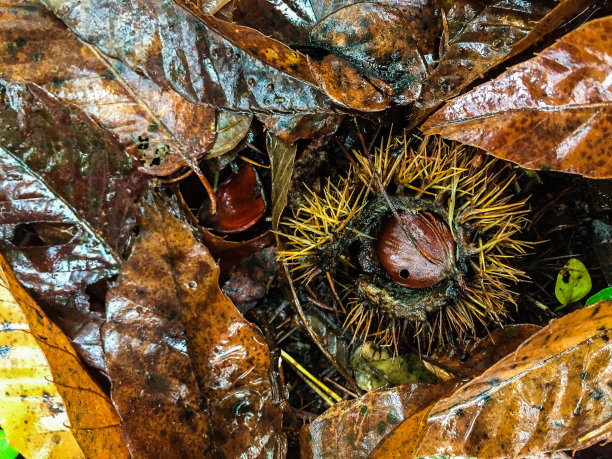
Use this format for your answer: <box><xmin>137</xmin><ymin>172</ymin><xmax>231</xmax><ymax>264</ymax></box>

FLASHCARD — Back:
<box><xmin>0</xmin><ymin>253</ymin><xmax>128</xmax><ymax>459</ymax></box>
<box><xmin>102</xmin><ymin>191</ymin><xmax>285</xmax><ymax>457</ymax></box>
<box><xmin>0</xmin><ymin>0</ymin><xmax>216</xmax><ymax>176</ymax></box>
<box><xmin>408</xmin><ymin>0</ymin><xmax>594</xmax><ymax>129</ymax></box>
<box><xmin>423</xmin><ymin>16</ymin><xmax>612</xmax><ymax>179</ymax></box>
<box><xmin>267</xmin><ymin>133</ymin><xmax>298</xmax><ymax>231</ymax></box>
<box><xmin>373</xmin><ymin>301</ymin><xmax>612</xmax><ymax>458</ymax></box>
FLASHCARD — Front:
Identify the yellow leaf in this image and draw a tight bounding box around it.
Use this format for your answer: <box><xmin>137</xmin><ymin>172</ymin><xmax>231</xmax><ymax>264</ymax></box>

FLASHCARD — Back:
<box><xmin>0</xmin><ymin>254</ymin><xmax>128</xmax><ymax>459</ymax></box>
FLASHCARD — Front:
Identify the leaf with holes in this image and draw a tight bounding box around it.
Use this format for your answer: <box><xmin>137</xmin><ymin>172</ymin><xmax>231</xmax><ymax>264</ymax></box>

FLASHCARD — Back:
<box><xmin>0</xmin><ymin>0</ymin><xmax>216</xmax><ymax>176</ymax></box>
<box><xmin>0</xmin><ymin>253</ymin><xmax>128</xmax><ymax>459</ymax></box>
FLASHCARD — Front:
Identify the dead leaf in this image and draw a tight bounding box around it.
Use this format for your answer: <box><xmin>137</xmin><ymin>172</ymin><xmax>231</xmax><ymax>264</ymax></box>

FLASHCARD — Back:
<box><xmin>0</xmin><ymin>253</ymin><xmax>128</xmax><ymax>459</ymax></box>
<box><xmin>309</xmin><ymin>54</ymin><xmax>392</xmax><ymax>112</ymax></box>
<box><xmin>259</xmin><ymin>113</ymin><xmax>344</xmax><ymax>144</ymax></box>
<box><xmin>300</xmin><ymin>382</ymin><xmax>452</xmax><ymax>458</ymax></box>
<box><xmin>0</xmin><ymin>0</ymin><xmax>217</xmax><ymax>176</ymax></box>
<box><xmin>102</xmin><ymin>190</ymin><xmax>285</xmax><ymax>457</ymax></box>
<box><xmin>206</xmin><ymin>112</ymin><xmax>253</xmax><ymax>159</ymax></box>
<box><xmin>267</xmin><ymin>133</ymin><xmax>298</xmax><ymax>230</ymax></box>
<box><xmin>373</xmin><ymin>301</ymin><xmax>612</xmax><ymax>458</ymax></box>
<box><xmin>409</xmin><ymin>0</ymin><xmax>589</xmax><ymax>129</ymax></box>
<box><xmin>425</xmin><ymin>324</ymin><xmax>542</xmax><ymax>381</ymax></box>
<box><xmin>44</xmin><ymin>0</ymin><xmax>334</xmax><ymax>114</ymax></box>
<box><xmin>0</xmin><ymin>78</ymin><xmax>143</xmax><ymax>323</ymax></box>
<box><xmin>310</xmin><ymin>1</ymin><xmax>437</xmax><ymax>104</ymax></box>
<box><xmin>423</xmin><ymin>16</ymin><xmax>612</xmax><ymax>179</ymax></box>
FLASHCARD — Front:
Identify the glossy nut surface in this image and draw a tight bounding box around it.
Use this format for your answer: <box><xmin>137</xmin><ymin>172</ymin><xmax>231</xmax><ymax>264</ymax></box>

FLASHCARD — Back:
<box><xmin>377</xmin><ymin>210</ymin><xmax>455</xmax><ymax>288</ymax></box>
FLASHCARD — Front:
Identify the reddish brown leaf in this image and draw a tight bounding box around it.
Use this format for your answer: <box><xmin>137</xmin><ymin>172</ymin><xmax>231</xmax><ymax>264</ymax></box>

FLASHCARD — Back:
<box><xmin>408</xmin><ymin>0</ymin><xmax>591</xmax><ymax>129</ymax></box>
<box><xmin>0</xmin><ymin>0</ymin><xmax>216</xmax><ymax>176</ymax></box>
<box><xmin>200</xmin><ymin>163</ymin><xmax>266</xmax><ymax>234</ymax></box>
<box><xmin>372</xmin><ymin>301</ymin><xmax>612</xmax><ymax>458</ymax></box>
<box><xmin>0</xmin><ymin>78</ymin><xmax>143</xmax><ymax>329</ymax></box>
<box><xmin>423</xmin><ymin>17</ymin><xmax>612</xmax><ymax>179</ymax></box>
<box><xmin>103</xmin><ymin>191</ymin><xmax>285</xmax><ymax>457</ymax></box>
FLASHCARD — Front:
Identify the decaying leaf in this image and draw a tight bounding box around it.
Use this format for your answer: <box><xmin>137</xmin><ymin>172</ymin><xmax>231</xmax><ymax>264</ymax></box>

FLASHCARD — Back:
<box><xmin>43</xmin><ymin>0</ymin><xmax>334</xmax><ymax>115</ymax></box>
<box><xmin>0</xmin><ymin>0</ymin><xmax>217</xmax><ymax>176</ymax></box>
<box><xmin>555</xmin><ymin>258</ymin><xmax>592</xmax><ymax>307</ymax></box>
<box><xmin>0</xmin><ymin>78</ymin><xmax>143</xmax><ymax>323</ymax></box>
<box><xmin>206</xmin><ymin>112</ymin><xmax>253</xmax><ymax>159</ymax></box>
<box><xmin>373</xmin><ymin>301</ymin><xmax>612</xmax><ymax>458</ymax></box>
<box><xmin>301</xmin><ymin>382</ymin><xmax>452</xmax><ymax>458</ymax></box>
<box><xmin>267</xmin><ymin>133</ymin><xmax>298</xmax><ymax>231</ymax></box>
<box><xmin>310</xmin><ymin>1</ymin><xmax>437</xmax><ymax>104</ymax></box>
<box><xmin>102</xmin><ymin>190</ymin><xmax>285</xmax><ymax>457</ymax></box>
<box><xmin>424</xmin><ymin>16</ymin><xmax>612</xmax><ymax>178</ymax></box>
<box><xmin>0</xmin><ymin>253</ymin><xmax>128</xmax><ymax>459</ymax></box>
<box><xmin>409</xmin><ymin>0</ymin><xmax>590</xmax><ymax>128</ymax></box>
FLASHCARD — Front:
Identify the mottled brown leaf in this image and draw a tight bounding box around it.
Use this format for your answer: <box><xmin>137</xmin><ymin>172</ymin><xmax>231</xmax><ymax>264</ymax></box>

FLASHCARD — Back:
<box><xmin>259</xmin><ymin>113</ymin><xmax>344</xmax><ymax>144</ymax></box>
<box><xmin>423</xmin><ymin>16</ymin><xmax>612</xmax><ymax>178</ymax></box>
<box><xmin>103</xmin><ymin>191</ymin><xmax>285</xmax><ymax>457</ymax></box>
<box><xmin>409</xmin><ymin>0</ymin><xmax>590</xmax><ymax>129</ymax></box>
<box><xmin>300</xmin><ymin>382</ymin><xmax>452</xmax><ymax>458</ymax></box>
<box><xmin>0</xmin><ymin>78</ymin><xmax>143</xmax><ymax>324</ymax></box>
<box><xmin>310</xmin><ymin>1</ymin><xmax>436</xmax><ymax>104</ymax></box>
<box><xmin>0</xmin><ymin>253</ymin><xmax>128</xmax><ymax>459</ymax></box>
<box><xmin>373</xmin><ymin>301</ymin><xmax>612</xmax><ymax>458</ymax></box>
<box><xmin>43</xmin><ymin>0</ymin><xmax>334</xmax><ymax>114</ymax></box>
<box><xmin>0</xmin><ymin>0</ymin><xmax>216</xmax><ymax>176</ymax></box>
<box><xmin>309</xmin><ymin>54</ymin><xmax>392</xmax><ymax>112</ymax></box>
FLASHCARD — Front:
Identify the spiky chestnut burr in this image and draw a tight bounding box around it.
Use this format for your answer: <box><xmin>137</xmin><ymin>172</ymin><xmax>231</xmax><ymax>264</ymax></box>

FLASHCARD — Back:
<box><xmin>279</xmin><ymin>136</ymin><xmax>531</xmax><ymax>351</ymax></box>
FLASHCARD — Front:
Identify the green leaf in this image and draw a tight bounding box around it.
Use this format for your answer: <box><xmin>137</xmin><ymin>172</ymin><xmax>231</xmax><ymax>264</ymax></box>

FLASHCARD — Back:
<box><xmin>585</xmin><ymin>286</ymin><xmax>612</xmax><ymax>307</ymax></box>
<box><xmin>555</xmin><ymin>258</ymin><xmax>592</xmax><ymax>307</ymax></box>
<box><xmin>0</xmin><ymin>430</ymin><xmax>19</xmax><ymax>459</ymax></box>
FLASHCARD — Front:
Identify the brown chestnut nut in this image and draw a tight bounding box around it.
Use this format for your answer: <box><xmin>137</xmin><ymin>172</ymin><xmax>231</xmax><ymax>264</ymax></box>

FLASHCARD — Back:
<box><xmin>376</xmin><ymin>210</ymin><xmax>455</xmax><ymax>288</ymax></box>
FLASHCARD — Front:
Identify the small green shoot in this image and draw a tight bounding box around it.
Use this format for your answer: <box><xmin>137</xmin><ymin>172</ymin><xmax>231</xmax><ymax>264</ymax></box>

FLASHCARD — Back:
<box><xmin>585</xmin><ymin>286</ymin><xmax>612</xmax><ymax>307</ymax></box>
<box><xmin>0</xmin><ymin>429</ymin><xmax>19</xmax><ymax>459</ymax></box>
<box><xmin>555</xmin><ymin>258</ymin><xmax>592</xmax><ymax>308</ymax></box>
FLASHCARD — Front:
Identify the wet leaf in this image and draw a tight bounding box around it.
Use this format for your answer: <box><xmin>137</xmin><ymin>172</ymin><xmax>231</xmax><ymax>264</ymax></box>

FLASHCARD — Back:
<box><xmin>0</xmin><ymin>78</ymin><xmax>143</xmax><ymax>322</ymax></box>
<box><xmin>0</xmin><ymin>0</ymin><xmax>217</xmax><ymax>176</ymax></box>
<box><xmin>0</xmin><ymin>253</ymin><xmax>128</xmax><ymax>458</ymax></box>
<box><xmin>267</xmin><ymin>133</ymin><xmax>298</xmax><ymax>231</ymax></box>
<box><xmin>206</xmin><ymin>112</ymin><xmax>253</xmax><ymax>159</ymax></box>
<box><xmin>425</xmin><ymin>324</ymin><xmax>542</xmax><ymax>381</ymax></box>
<box><xmin>102</xmin><ymin>191</ymin><xmax>285</xmax><ymax>457</ymax></box>
<box><xmin>309</xmin><ymin>54</ymin><xmax>392</xmax><ymax>112</ymax></box>
<box><xmin>301</xmin><ymin>382</ymin><xmax>452</xmax><ymax>458</ymax></box>
<box><xmin>200</xmin><ymin>163</ymin><xmax>266</xmax><ymax>234</ymax></box>
<box><xmin>423</xmin><ymin>16</ymin><xmax>612</xmax><ymax>178</ymax></box>
<box><xmin>259</xmin><ymin>113</ymin><xmax>344</xmax><ymax>144</ymax></box>
<box><xmin>555</xmin><ymin>258</ymin><xmax>592</xmax><ymax>307</ymax></box>
<box><xmin>373</xmin><ymin>301</ymin><xmax>612</xmax><ymax>458</ymax></box>
<box><xmin>410</xmin><ymin>0</ymin><xmax>589</xmax><ymax>129</ymax></box>
<box><xmin>44</xmin><ymin>0</ymin><xmax>334</xmax><ymax>114</ymax></box>
<box><xmin>310</xmin><ymin>1</ymin><xmax>437</xmax><ymax>104</ymax></box>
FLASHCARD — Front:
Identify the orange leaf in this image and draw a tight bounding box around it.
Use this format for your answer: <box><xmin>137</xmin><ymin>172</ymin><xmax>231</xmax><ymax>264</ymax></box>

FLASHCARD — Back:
<box><xmin>0</xmin><ymin>253</ymin><xmax>128</xmax><ymax>459</ymax></box>
<box><xmin>423</xmin><ymin>17</ymin><xmax>612</xmax><ymax>179</ymax></box>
